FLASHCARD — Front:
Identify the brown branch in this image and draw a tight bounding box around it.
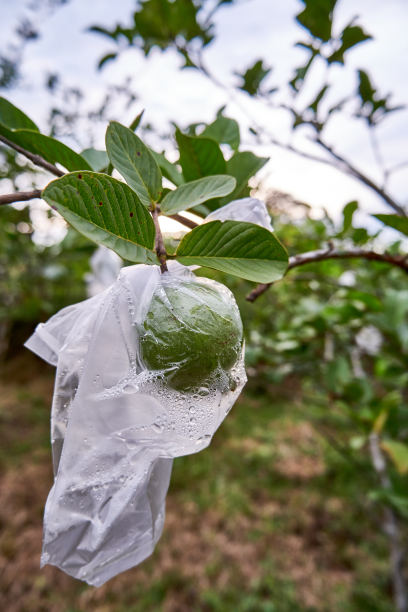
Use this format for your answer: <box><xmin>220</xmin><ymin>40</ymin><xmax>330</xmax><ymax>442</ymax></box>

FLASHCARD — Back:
<box><xmin>267</xmin><ymin>136</ymin><xmax>331</xmax><ymax>165</ymax></box>
<box><xmin>314</xmin><ymin>137</ymin><xmax>407</xmax><ymax>217</ymax></box>
<box><xmin>197</xmin><ymin>47</ymin><xmax>408</xmax><ymax>217</ymax></box>
<box><xmin>287</xmin><ymin>247</ymin><xmax>408</xmax><ymax>272</ymax></box>
<box><xmin>0</xmin><ymin>134</ymin><xmax>64</xmax><ymax>177</ymax></box>
<box><xmin>151</xmin><ymin>206</ymin><xmax>168</xmax><ymax>273</ymax></box>
<box><xmin>388</xmin><ymin>160</ymin><xmax>408</xmax><ymax>175</ymax></box>
<box><xmin>246</xmin><ymin>247</ymin><xmax>408</xmax><ymax>302</ymax></box>
<box><xmin>168</xmin><ymin>213</ymin><xmax>198</xmax><ymax>229</ymax></box>
<box><xmin>192</xmin><ymin>55</ymin><xmax>406</xmax><ymax>217</ymax></box>
<box><xmin>0</xmin><ymin>189</ymin><xmax>42</xmax><ymax>206</ymax></box>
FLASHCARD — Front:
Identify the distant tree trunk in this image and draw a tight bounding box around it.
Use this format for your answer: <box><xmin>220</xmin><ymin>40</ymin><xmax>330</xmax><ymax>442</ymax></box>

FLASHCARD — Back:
<box><xmin>0</xmin><ymin>320</ymin><xmax>9</xmax><ymax>361</ymax></box>
<box><xmin>369</xmin><ymin>433</ymin><xmax>407</xmax><ymax>612</ymax></box>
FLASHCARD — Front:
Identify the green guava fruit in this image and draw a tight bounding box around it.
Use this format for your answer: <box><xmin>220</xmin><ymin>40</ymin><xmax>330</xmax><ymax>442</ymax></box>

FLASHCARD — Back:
<box><xmin>139</xmin><ymin>278</ymin><xmax>243</xmax><ymax>392</ymax></box>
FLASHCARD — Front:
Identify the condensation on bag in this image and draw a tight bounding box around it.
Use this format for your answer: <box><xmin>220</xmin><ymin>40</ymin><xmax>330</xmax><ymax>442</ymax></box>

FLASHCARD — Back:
<box><xmin>25</xmin><ymin>261</ymin><xmax>246</xmax><ymax>586</ymax></box>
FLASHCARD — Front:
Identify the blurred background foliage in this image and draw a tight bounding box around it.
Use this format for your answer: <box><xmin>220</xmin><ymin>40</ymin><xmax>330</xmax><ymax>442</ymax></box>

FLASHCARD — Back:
<box><xmin>0</xmin><ymin>0</ymin><xmax>407</xmax><ymax>611</ymax></box>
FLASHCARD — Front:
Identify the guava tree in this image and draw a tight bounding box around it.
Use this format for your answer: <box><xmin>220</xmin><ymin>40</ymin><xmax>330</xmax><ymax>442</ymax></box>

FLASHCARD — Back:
<box><xmin>0</xmin><ymin>0</ymin><xmax>407</xmax><ymax>608</ymax></box>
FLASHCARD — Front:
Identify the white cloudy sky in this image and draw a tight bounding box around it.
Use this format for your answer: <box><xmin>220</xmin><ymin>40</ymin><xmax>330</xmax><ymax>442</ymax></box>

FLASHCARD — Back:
<box><xmin>1</xmin><ymin>0</ymin><xmax>407</xmax><ymax>235</ymax></box>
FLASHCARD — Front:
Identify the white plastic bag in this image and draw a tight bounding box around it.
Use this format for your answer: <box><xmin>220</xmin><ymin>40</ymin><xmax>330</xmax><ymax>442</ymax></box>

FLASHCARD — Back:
<box><xmin>85</xmin><ymin>245</ymin><xmax>122</xmax><ymax>298</ymax></box>
<box><xmin>25</xmin><ymin>262</ymin><xmax>246</xmax><ymax>586</ymax></box>
<box><xmin>206</xmin><ymin>197</ymin><xmax>274</xmax><ymax>231</ymax></box>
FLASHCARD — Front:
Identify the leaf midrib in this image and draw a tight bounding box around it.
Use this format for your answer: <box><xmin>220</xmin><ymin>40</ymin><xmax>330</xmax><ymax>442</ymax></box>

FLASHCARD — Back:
<box><xmin>114</xmin><ymin>130</ymin><xmax>153</xmax><ymax>200</ymax></box>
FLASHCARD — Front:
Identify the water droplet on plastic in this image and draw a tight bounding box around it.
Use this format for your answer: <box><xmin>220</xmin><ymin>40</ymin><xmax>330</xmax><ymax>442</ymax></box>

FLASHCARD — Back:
<box><xmin>152</xmin><ymin>422</ymin><xmax>164</xmax><ymax>434</ymax></box>
<box><xmin>123</xmin><ymin>382</ymin><xmax>138</xmax><ymax>394</ymax></box>
<box><xmin>126</xmin><ymin>440</ymin><xmax>138</xmax><ymax>450</ymax></box>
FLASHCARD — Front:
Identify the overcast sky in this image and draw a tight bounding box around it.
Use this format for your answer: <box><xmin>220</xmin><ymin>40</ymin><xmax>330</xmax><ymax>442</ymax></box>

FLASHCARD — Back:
<box><xmin>1</xmin><ymin>0</ymin><xmax>407</xmax><ymax>235</ymax></box>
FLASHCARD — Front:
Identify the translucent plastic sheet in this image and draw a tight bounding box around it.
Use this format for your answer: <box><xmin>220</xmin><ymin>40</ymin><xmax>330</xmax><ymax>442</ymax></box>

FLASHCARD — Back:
<box><xmin>206</xmin><ymin>197</ymin><xmax>274</xmax><ymax>231</ymax></box>
<box><xmin>25</xmin><ymin>262</ymin><xmax>246</xmax><ymax>586</ymax></box>
<box><xmin>85</xmin><ymin>245</ymin><xmax>122</xmax><ymax>297</ymax></box>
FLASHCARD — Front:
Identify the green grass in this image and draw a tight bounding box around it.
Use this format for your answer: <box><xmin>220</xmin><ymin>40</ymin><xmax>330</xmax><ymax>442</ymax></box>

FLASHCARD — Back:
<box><xmin>0</xmin><ymin>356</ymin><xmax>398</xmax><ymax>611</ymax></box>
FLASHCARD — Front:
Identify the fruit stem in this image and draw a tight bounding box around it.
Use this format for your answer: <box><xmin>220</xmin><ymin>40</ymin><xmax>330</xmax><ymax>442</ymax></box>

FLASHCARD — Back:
<box><xmin>151</xmin><ymin>205</ymin><xmax>168</xmax><ymax>273</ymax></box>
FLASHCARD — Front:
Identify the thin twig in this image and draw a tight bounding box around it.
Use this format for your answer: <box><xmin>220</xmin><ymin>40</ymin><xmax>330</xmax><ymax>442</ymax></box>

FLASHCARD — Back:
<box><xmin>246</xmin><ymin>247</ymin><xmax>408</xmax><ymax>301</ymax></box>
<box><xmin>388</xmin><ymin>160</ymin><xmax>408</xmax><ymax>175</ymax></box>
<box><xmin>0</xmin><ymin>134</ymin><xmax>64</xmax><ymax>177</ymax></box>
<box><xmin>369</xmin><ymin>127</ymin><xmax>387</xmax><ymax>188</ymax></box>
<box><xmin>0</xmin><ymin>189</ymin><xmax>42</xmax><ymax>206</ymax></box>
<box><xmin>151</xmin><ymin>206</ymin><xmax>168</xmax><ymax>273</ymax></box>
<box><xmin>168</xmin><ymin>213</ymin><xmax>199</xmax><ymax>229</ymax></box>
<box><xmin>314</xmin><ymin>137</ymin><xmax>407</xmax><ymax>217</ymax></box>
<box><xmin>192</xmin><ymin>53</ymin><xmax>407</xmax><ymax>217</ymax></box>
<box><xmin>286</xmin><ymin>247</ymin><xmax>408</xmax><ymax>273</ymax></box>
<box><xmin>267</xmin><ymin>136</ymin><xmax>331</xmax><ymax>165</ymax></box>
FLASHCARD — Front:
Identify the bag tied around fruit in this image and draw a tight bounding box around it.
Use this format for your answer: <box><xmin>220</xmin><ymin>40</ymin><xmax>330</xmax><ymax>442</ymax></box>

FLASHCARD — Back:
<box><xmin>25</xmin><ymin>261</ymin><xmax>247</xmax><ymax>586</ymax></box>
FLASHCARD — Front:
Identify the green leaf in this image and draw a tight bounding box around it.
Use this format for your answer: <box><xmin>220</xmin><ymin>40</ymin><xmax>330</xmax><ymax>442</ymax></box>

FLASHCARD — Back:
<box><xmin>136</xmin><ymin>0</ymin><xmax>213</xmax><ymax>53</ymax></box>
<box><xmin>325</xmin><ymin>356</ymin><xmax>352</xmax><ymax>392</ymax></box>
<box><xmin>341</xmin><ymin>24</ymin><xmax>372</xmax><ymax>50</ymax></box>
<box><xmin>176</xmin><ymin>220</ymin><xmax>288</xmax><ymax>282</ymax></box>
<box><xmin>5</xmin><ymin>130</ymin><xmax>92</xmax><ymax>171</ymax></box>
<box><xmin>290</xmin><ymin>52</ymin><xmax>318</xmax><ymax>92</ymax></box>
<box><xmin>296</xmin><ymin>0</ymin><xmax>337</xmax><ymax>42</ymax></box>
<box><xmin>92</xmin><ymin>0</ymin><xmax>212</xmax><ymax>60</ymax></box>
<box><xmin>357</xmin><ymin>70</ymin><xmax>375</xmax><ymax>105</ymax></box>
<box><xmin>382</xmin><ymin>440</ymin><xmax>408</xmax><ymax>475</ymax></box>
<box><xmin>369</xmin><ymin>489</ymin><xmax>408</xmax><ymax>519</ymax></box>
<box><xmin>97</xmin><ymin>52</ymin><xmax>118</xmax><ymax>69</ymax></box>
<box><xmin>340</xmin><ymin>200</ymin><xmax>358</xmax><ymax>234</ymax></box>
<box><xmin>373</xmin><ymin>214</ymin><xmax>408</xmax><ymax>237</ymax></box>
<box><xmin>150</xmin><ymin>150</ymin><xmax>183</xmax><ymax>186</ymax></box>
<box><xmin>89</xmin><ymin>24</ymin><xmax>123</xmax><ymax>40</ymax></box>
<box><xmin>106</xmin><ymin>121</ymin><xmax>162</xmax><ymax>207</ymax></box>
<box><xmin>346</xmin><ymin>289</ymin><xmax>382</xmax><ymax>312</ymax></box>
<box><xmin>0</xmin><ymin>97</ymin><xmax>39</xmax><ymax>132</ymax></box>
<box><xmin>219</xmin><ymin>151</ymin><xmax>269</xmax><ymax>205</ymax></box>
<box><xmin>308</xmin><ymin>84</ymin><xmax>329</xmax><ymax>114</ymax></box>
<box><xmin>42</xmin><ymin>172</ymin><xmax>156</xmax><ymax>263</ymax></box>
<box><xmin>0</xmin><ymin>99</ymin><xmax>91</xmax><ymax>171</ymax></box>
<box><xmin>176</xmin><ymin>130</ymin><xmax>226</xmax><ymax>181</ymax></box>
<box><xmin>129</xmin><ymin>109</ymin><xmax>145</xmax><ymax>132</ymax></box>
<box><xmin>201</xmin><ymin>116</ymin><xmax>240</xmax><ymax>151</ymax></box>
<box><xmin>356</xmin><ymin>70</ymin><xmax>404</xmax><ymax>125</ymax></box>
<box><xmin>179</xmin><ymin>47</ymin><xmax>198</xmax><ymax>69</ymax></box>
<box><xmin>161</xmin><ymin>175</ymin><xmax>236</xmax><ymax>215</ymax></box>
<box><xmin>236</xmin><ymin>59</ymin><xmax>271</xmax><ymax>96</ymax></box>
<box><xmin>327</xmin><ymin>24</ymin><xmax>372</xmax><ymax>64</ymax></box>
<box><xmin>81</xmin><ymin>148</ymin><xmax>109</xmax><ymax>171</ymax></box>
